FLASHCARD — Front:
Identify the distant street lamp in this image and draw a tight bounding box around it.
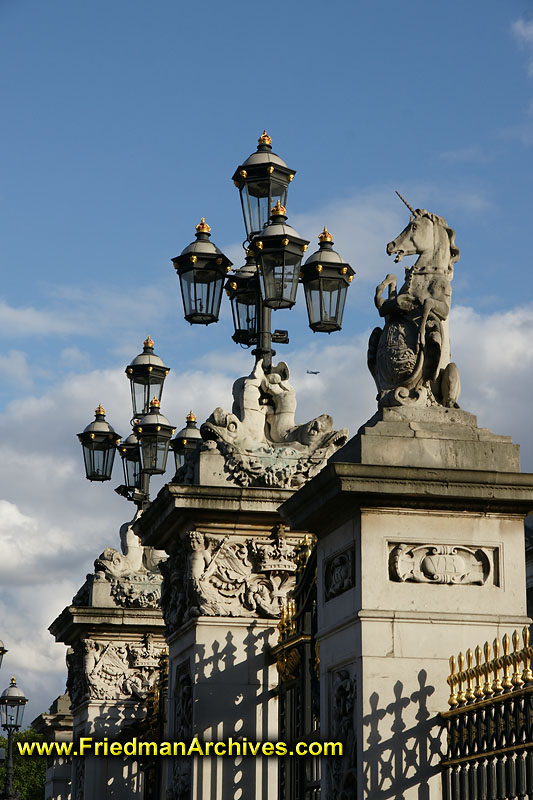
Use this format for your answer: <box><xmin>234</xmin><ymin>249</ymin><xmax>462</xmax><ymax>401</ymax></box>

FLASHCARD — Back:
<box><xmin>173</xmin><ymin>132</ymin><xmax>355</xmax><ymax>373</ymax></box>
<box><xmin>0</xmin><ymin>642</ymin><xmax>6</xmax><ymax>672</ymax></box>
<box><xmin>0</xmin><ymin>677</ymin><xmax>28</xmax><ymax>800</ymax></box>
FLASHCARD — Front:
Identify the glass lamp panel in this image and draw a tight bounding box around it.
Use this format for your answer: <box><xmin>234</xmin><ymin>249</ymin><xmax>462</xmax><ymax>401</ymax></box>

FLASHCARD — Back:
<box><xmin>0</xmin><ymin>703</ymin><xmax>6</xmax><ymax>728</ymax></box>
<box><xmin>283</xmin><ymin>253</ymin><xmax>300</xmax><ymax>307</ymax></box>
<box><xmin>179</xmin><ymin>270</ymin><xmax>196</xmax><ymax>320</ymax></box>
<box><xmin>320</xmin><ymin>277</ymin><xmax>342</xmax><ymax>327</ymax></box>
<box><xmin>173</xmin><ymin>449</ymin><xmax>186</xmax><ymax>471</ymax></box>
<box><xmin>122</xmin><ymin>454</ymin><xmax>141</xmax><ymax>490</ymax></box>
<box><xmin>243</xmin><ymin>181</ymin><xmax>269</xmax><ymax>236</ymax></box>
<box><xmin>130</xmin><ymin>378</ymin><xmax>164</xmax><ymax>418</ymax></box>
<box><xmin>268</xmin><ymin>180</ymin><xmax>288</xmax><ymax>218</ymax></box>
<box><xmin>180</xmin><ymin>269</ymin><xmax>223</xmax><ymax>324</ymax></box>
<box><xmin>14</xmin><ymin>702</ymin><xmax>24</xmax><ymax>728</ymax></box>
<box><xmin>131</xmin><ymin>382</ymin><xmax>149</xmax><ymax>418</ymax></box>
<box><xmin>304</xmin><ymin>278</ymin><xmax>322</xmax><ymax>327</ymax></box>
<box><xmin>140</xmin><ymin>435</ymin><xmax>170</xmax><ymax>475</ymax></box>
<box><xmin>236</xmin><ymin>296</ymin><xmax>257</xmax><ymax>334</ymax></box>
<box><xmin>337</xmin><ymin>283</ymin><xmax>348</xmax><ymax>326</ymax></box>
<box><xmin>83</xmin><ymin>443</ymin><xmax>115</xmax><ymax>481</ymax></box>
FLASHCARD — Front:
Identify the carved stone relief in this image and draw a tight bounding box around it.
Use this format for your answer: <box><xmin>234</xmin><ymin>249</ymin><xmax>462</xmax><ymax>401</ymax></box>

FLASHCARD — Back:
<box><xmin>66</xmin><ymin>634</ymin><xmax>166</xmax><ymax>708</ymax></box>
<box><xmin>161</xmin><ymin>529</ymin><xmax>301</xmax><ymax>635</ymax></box>
<box><xmin>178</xmin><ymin>358</ymin><xmax>348</xmax><ymax>489</ymax></box>
<box><xmin>325</xmin><ymin>548</ymin><xmax>355</xmax><ymax>600</ymax></box>
<box><xmin>389</xmin><ymin>543</ymin><xmax>493</xmax><ymax>585</ymax></box>
<box><xmin>167</xmin><ymin>660</ymin><xmax>192</xmax><ymax>800</ymax></box>
<box><xmin>328</xmin><ymin>667</ymin><xmax>357</xmax><ymax>800</ymax></box>
<box><xmin>72</xmin><ymin>756</ymin><xmax>85</xmax><ymax>800</ymax></box>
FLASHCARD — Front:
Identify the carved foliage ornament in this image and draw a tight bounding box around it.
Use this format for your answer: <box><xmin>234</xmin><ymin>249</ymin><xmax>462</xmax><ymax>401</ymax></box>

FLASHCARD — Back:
<box><xmin>161</xmin><ymin>531</ymin><xmax>300</xmax><ymax>634</ymax></box>
<box><xmin>66</xmin><ymin>634</ymin><xmax>166</xmax><ymax>707</ymax></box>
<box><xmin>167</xmin><ymin>660</ymin><xmax>192</xmax><ymax>800</ymax></box>
<box><xmin>329</xmin><ymin>668</ymin><xmax>357</xmax><ymax>799</ymax></box>
<box><xmin>389</xmin><ymin>543</ymin><xmax>492</xmax><ymax>585</ymax></box>
<box><xmin>325</xmin><ymin>548</ymin><xmax>355</xmax><ymax>601</ymax></box>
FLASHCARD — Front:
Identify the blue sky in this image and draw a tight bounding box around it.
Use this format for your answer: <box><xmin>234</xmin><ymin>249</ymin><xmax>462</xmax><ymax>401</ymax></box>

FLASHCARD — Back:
<box><xmin>1</xmin><ymin>0</ymin><xmax>533</xmax><ymax>723</ymax></box>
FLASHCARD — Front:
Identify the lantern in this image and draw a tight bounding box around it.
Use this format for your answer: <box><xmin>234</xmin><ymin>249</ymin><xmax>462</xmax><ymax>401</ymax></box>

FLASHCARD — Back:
<box><xmin>0</xmin><ymin>641</ymin><xmax>6</xmax><ymax>671</ymax></box>
<box><xmin>133</xmin><ymin>399</ymin><xmax>174</xmax><ymax>475</ymax></box>
<box><xmin>250</xmin><ymin>202</ymin><xmax>309</xmax><ymax>310</ymax></box>
<box><xmin>301</xmin><ymin>228</ymin><xmax>355</xmax><ymax>332</ymax></box>
<box><xmin>170</xmin><ymin>411</ymin><xmax>203</xmax><ymax>473</ymax></box>
<box><xmin>77</xmin><ymin>405</ymin><xmax>121</xmax><ymax>482</ymax></box>
<box><xmin>172</xmin><ymin>219</ymin><xmax>232</xmax><ymax>325</ymax></box>
<box><xmin>118</xmin><ymin>433</ymin><xmax>142</xmax><ymax>491</ymax></box>
<box><xmin>232</xmin><ymin>131</ymin><xmax>296</xmax><ymax>240</ymax></box>
<box><xmin>0</xmin><ymin>677</ymin><xmax>27</xmax><ymax>731</ymax></box>
<box><xmin>225</xmin><ymin>254</ymin><xmax>259</xmax><ymax>345</ymax></box>
<box><xmin>125</xmin><ymin>336</ymin><xmax>170</xmax><ymax>418</ymax></box>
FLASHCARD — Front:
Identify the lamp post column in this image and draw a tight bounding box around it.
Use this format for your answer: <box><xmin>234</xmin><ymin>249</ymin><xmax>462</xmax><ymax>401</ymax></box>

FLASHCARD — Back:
<box><xmin>254</xmin><ymin>297</ymin><xmax>274</xmax><ymax>373</ymax></box>
<box><xmin>3</xmin><ymin>727</ymin><xmax>16</xmax><ymax>800</ymax></box>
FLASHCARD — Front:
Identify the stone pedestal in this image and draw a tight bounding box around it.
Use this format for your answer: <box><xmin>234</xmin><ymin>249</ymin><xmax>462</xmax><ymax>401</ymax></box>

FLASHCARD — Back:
<box><xmin>281</xmin><ymin>409</ymin><xmax>533</xmax><ymax>800</ymax></box>
<box><xmin>49</xmin><ymin>520</ymin><xmax>167</xmax><ymax>800</ymax></box>
<box><xmin>135</xmin><ymin>483</ymin><xmax>304</xmax><ymax>800</ymax></box>
<box><xmin>32</xmin><ymin>694</ymin><xmax>73</xmax><ymax>800</ymax></box>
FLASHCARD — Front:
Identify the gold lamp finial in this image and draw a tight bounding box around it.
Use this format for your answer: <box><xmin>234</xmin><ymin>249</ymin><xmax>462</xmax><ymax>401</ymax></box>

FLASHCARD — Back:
<box><xmin>95</xmin><ymin>404</ymin><xmax>106</xmax><ymax>416</ymax></box>
<box><xmin>10</xmin><ymin>676</ymin><xmax>16</xmax><ymax>685</ymax></box>
<box><xmin>318</xmin><ymin>226</ymin><xmax>333</xmax><ymax>243</ymax></box>
<box><xmin>271</xmin><ymin>200</ymin><xmax>286</xmax><ymax>216</ymax></box>
<box><xmin>195</xmin><ymin>217</ymin><xmax>211</xmax><ymax>234</ymax></box>
<box><xmin>186</xmin><ymin>410</ymin><xmax>197</xmax><ymax>424</ymax></box>
<box><xmin>150</xmin><ymin>397</ymin><xmax>161</xmax><ymax>409</ymax></box>
<box><xmin>258</xmin><ymin>130</ymin><xmax>272</xmax><ymax>146</ymax></box>
<box><xmin>144</xmin><ymin>335</ymin><xmax>154</xmax><ymax>348</ymax></box>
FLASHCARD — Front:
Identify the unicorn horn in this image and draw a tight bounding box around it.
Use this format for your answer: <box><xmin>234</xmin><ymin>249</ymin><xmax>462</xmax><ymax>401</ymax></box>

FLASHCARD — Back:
<box><xmin>395</xmin><ymin>190</ymin><xmax>418</xmax><ymax>217</ymax></box>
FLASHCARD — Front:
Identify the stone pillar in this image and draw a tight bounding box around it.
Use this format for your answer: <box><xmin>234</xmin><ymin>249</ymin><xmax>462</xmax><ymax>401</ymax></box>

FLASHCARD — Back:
<box><xmin>32</xmin><ymin>694</ymin><xmax>73</xmax><ymax>800</ymax></box>
<box><xmin>135</xmin><ymin>483</ymin><xmax>303</xmax><ymax>800</ymax></box>
<box><xmin>280</xmin><ymin>407</ymin><xmax>533</xmax><ymax>800</ymax></box>
<box><xmin>49</xmin><ymin>521</ymin><xmax>167</xmax><ymax>800</ymax></box>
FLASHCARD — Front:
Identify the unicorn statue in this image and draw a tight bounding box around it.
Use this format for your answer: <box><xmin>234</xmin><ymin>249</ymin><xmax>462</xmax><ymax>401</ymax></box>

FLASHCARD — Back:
<box><xmin>368</xmin><ymin>192</ymin><xmax>461</xmax><ymax>408</ymax></box>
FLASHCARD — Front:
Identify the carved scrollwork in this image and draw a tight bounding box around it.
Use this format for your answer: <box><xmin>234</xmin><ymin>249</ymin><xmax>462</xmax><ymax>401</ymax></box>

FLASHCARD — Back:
<box><xmin>329</xmin><ymin>668</ymin><xmax>357</xmax><ymax>799</ymax></box>
<box><xmin>325</xmin><ymin>548</ymin><xmax>355</xmax><ymax>600</ymax></box>
<box><xmin>66</xmin><ymin>634</ymin><xmax>166</xmax><ymax>706</ymax></box>
<box><xmin>109</xmin><ymin>573</ymin><xmax>162</xmax><ymax>609</ymax></box>
<box><xmin>276</xmin><ymin>647</ymin><xmax>301</xmax><ymax>683</ymax></box>
<box><xmin>160</xmin><ymin>531</ymin><xmax>300</xmax><ymax>635</ymax></box>
<box><xmin>389</xmin><ymin>543</ymin><xmax>492</xmax><ymax>585</ymax></box>
<box><xmin>167</xmin><ymin>660</ymin><xmax>192</xmax><ymax>800</ymax></box>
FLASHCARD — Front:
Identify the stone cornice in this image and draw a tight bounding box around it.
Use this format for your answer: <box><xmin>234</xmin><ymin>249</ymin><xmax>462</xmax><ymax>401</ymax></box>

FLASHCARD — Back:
<box><xmin>134</xmin><ymin>483</ymin><xmax>293</xmax><ymax>551</ymax></box>
<box><xmin>50</xmin><ymin>605</ymin><xmax>164</xmax><ymax>646</ymax></box>
<box><xmin>280</xmin><ymin>462</ymin><xmax>533</xmax><ymax>535</ymax></box>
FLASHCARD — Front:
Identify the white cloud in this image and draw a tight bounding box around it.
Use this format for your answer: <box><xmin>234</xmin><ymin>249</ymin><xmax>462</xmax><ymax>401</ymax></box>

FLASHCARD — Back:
<box><xmin>512</xmin><ymin>17</ymin><xmax>533</xmax><ymax>76</ymax></box>
<box><xmin>439</xmin><ymin>146</ymin><xmax>491</xmax><ymax>165</ymax></box>
<box><xmin>0</xmin><ymin>350</ymin><xmax>33</xmax><ymax>388</ymax></box>
<box><xmin>512</xmin><ymin>18</ymin><xmax>533</xmax><ymax>46</ymax></box>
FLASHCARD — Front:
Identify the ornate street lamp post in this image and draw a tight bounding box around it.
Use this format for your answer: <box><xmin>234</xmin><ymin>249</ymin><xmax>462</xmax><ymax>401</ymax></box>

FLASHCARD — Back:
<box><xmin>77</xmin><ymin>134</ymin><xmax>355</xmax><ymax>502</ymax></box>
<box><xmin>0</xmin><ymin>677</ymin><xmax>28</xmax><ymax>800</ymax></box>
<box><xmin>173</xmin><ymin>132</ymin><xmax>355</xmax><ymax>374</ymax></box>
<box><xmin>78</xmin><ymin>337</ymin><xmax>175</xmax><ymax>509</ymax></box>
